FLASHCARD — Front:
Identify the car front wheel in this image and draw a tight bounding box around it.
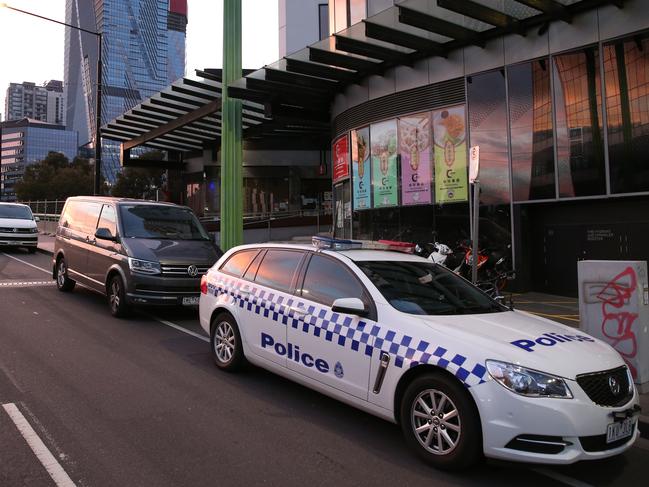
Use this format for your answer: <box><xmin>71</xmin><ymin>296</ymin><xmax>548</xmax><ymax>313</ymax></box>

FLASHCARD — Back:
<box><xmin>399</xmin><ymin>372</ymin><xmax>482</xmax><ymax>470</ymax></box>
<box><xmin>108</xmin><ymin>274</ymin><xmax>129</xmax><ymax>318</ymax></box>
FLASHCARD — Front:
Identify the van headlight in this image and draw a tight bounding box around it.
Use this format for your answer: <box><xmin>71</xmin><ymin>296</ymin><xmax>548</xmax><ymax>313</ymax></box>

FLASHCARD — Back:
<box><xmin>128</xmin><ymin>257</ymin><xmax>161</xmax><ymax>275</ymax></box>
<box><xmin>486</xmin><ymin>360</ymin><xmax>572</xmax><ymax>398</ymax></box>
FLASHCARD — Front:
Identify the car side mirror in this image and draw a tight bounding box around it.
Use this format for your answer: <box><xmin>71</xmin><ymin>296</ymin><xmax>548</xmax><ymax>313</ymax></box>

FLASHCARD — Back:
<box><xmin>332</xmin><ymin>297</ymin><xmax>368</xmax><ymax>317</ymax></box>
<box><xmin>95</xmin><ymin>227</ymin><xmax>116</xmax><ymax>241</ymax></box>
<box><xmin>34</xmin><ymin>216</ymin><xmax>40</xmax><ymax>222</ymax></box>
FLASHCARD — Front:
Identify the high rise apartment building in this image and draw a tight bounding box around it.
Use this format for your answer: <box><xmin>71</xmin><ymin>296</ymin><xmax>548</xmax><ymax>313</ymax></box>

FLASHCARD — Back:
<box><xmin>4</xmin><ymin>80</ymin><xmax>65</xmax><ymax>125</ymax></box>
<box><xmin>64</xmin><ymin>0</ymin><xmax>188</xmax><ymax>182</ymax></box>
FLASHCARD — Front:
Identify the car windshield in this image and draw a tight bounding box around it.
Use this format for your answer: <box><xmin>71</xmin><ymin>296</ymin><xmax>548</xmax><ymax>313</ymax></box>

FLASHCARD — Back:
<box><xmin>0</xmin><ymin>205</ymin><xmax>33</xmax><ymax>220</ymax></box>
<box><xmin>119</xmin><ymin>204</ymin><xmax>209</xmax><ymax>240</ymax></box>
<box><xmin>356</xmin><ymin>260</ymin><xmax>507</xmax><ymax>316</ymax></box>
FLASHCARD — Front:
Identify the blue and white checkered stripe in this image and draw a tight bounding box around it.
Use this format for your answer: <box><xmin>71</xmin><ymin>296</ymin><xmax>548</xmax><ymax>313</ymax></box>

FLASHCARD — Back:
<box><xmin>210</xmin><ymin>278</ymin><xmax>488</xmax><ymax>387</ymax></box>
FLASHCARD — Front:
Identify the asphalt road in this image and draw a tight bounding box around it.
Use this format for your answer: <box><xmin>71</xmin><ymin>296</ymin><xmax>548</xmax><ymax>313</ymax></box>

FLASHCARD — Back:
<box><xmin>0</xmin><ymin>249</ymin><xmax>648</xmax><ymax>487</ymax></box>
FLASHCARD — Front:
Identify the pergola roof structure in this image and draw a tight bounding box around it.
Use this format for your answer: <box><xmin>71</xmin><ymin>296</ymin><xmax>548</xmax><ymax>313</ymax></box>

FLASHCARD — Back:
<box><xmin>102</xmin><ymin>0</ymin><xmax>621</xmax><ymax>155</ymax></box>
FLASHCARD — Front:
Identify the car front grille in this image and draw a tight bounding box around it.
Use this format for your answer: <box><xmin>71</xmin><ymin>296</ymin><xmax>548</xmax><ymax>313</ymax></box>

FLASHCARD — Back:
<box><xmin>160</xmin><ymin>264</ymin><xmax>210</xmax><ymax>278</ymax></box>
<box><xmin>576</xmin><ymin>366</ymin><xmax>633</xmax><ymax>407</ymax></box>
<box><xmin>0</xmin><ymin>235</ymin><xmax>38</xmax><ymax>242</ymax></box>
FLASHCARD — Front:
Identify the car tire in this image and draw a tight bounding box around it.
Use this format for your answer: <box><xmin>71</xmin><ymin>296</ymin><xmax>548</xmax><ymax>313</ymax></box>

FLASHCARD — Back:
<box><xmin>108</xmin><ymin>274</ymin><xmax>129</xmax><ymax>318</ymax></box>
<box><xmin>55</xmin><ymin>257</ymin><xmax>76</xmax><ymax>292</ymax></box>
<box><xmin>399</xmin><ymin>372</ymin><xmax>482</xmax><ymax>470</ymax></box>
<box><xmin>210</xmin><ymin>313</ymin><xmax>245</xmax><ymax>372</ymax></box>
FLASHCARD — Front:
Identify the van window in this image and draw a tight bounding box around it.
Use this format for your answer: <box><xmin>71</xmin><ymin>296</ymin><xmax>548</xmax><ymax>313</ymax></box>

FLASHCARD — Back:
<box><xmin>61</xmin><ymin>201</ymin><xmax>83</xmax><ymax>231</ymax></box>
<box><xmin>97</xmin><ymin>205</ymin><xmax>117</xmax><ymax>237</ymax></box>
<box><xmin>220</xmin><ymin>250</ymin><xmax>258</xmax><ymax>277</ymax></box>
<box><xmin>79</xmin><ymin>203</ymin><xmax>103</xmax><ymax>234</ymax></box>
<box><xmin>119</xmin><ymin>204</ymin><xmax>209</xmax><ymax>240</ymax></box>
<box><xmin>254</xmin><ymin>250</ymin><xmax>304</xmax><ymax>293</ymax></box>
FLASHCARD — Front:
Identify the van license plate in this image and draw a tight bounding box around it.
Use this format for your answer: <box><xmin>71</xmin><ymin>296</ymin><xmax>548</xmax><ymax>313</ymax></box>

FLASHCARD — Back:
<box><xmin>182</xmin><ymin>297</ymin><xmax>200</xmax><ymax>306</ymax></box>
<box><xmin>606</xmin><ymin>418</ymin><xmax>634</xmax><ymax>443</ymax></box>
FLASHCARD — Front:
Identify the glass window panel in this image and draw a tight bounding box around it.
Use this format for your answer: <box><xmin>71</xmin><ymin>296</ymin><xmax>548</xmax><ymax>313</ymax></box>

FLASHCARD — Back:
<box><xmin>467</xmin><ymin>70</ymin><xmax>511</xmax><ymax>205</ymax></box>
<box><xmin>220</xmin><ymin>250</ymin><xmax>258</xmax><ymax>278</ymax></box>
<box><xmin>553</xmin><ymin>47</ymin><xmax>606</xmax><ymax>197</ymax></box>
<box><xmin>508</xmin><ymin>59</ymin><xmax>556</xmax><ymax>201</ymax></box>
<box><xmin>97</xmin><ymin>205</ymin><xmax>117</xmax><ymax>236</ymax></box>
<box><xmin>334</xmin><ymin>0</ymin><xmax>348</xmax><ymax>33</ymax></box>
<box><xmin>319</xmin><ymin>4</ymin><xmax>330</xmax><ymax>40</ymax></box>
<box><xmin>349</xmin><ymin>0</ymin><xmax>366</xmax><ymax>24</ymax></box>
<box><xmin>302</xmin><ymin>255</ymin><xmax>366</xmax><ymax>306</ymax></box>
<box><xmin>255</xmin><ymin>250</ymin><xmax>304</xmax><ymax>293</ymax></box>
<box><xmin>604</xmin><ymin>34</ymin><xmax>649</xmax><ymax>194</ymax></box>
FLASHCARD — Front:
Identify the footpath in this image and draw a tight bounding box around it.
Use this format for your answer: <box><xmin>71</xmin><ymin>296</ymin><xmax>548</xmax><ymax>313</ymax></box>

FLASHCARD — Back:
<box><xmin>36</xmin><ymin>232</ymin><xmax>649</xmax><ymax>438</ymax></box>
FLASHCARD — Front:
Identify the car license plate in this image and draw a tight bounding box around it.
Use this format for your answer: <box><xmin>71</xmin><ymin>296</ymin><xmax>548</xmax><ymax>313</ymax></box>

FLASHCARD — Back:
<box><xmin>606</xmin><ymin>417</ymin><xmax>634</xmax><ymax>443</ymax></box>
<box><xmin>182</xmin><ymin>296</ymin><xmax>200</xmax><ymax>306</ymax></box>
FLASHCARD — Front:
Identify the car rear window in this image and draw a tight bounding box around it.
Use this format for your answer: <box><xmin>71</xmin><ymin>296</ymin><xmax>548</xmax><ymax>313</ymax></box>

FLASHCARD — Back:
<box><xmin>254</xmin><ymin>250</ymin><xmax>304</xmax><ymax>293</ymax></box>
<box><xmin>220</xmin><ymin>250</ymin><xmax>259</xmax><ymax>277</ymax></box>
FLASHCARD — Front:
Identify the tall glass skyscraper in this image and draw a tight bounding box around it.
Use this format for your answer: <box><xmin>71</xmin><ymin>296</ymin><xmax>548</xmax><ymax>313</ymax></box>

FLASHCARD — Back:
<box><xmin>64</xmin><ymin>0</ymin><xmax>188</xmax><ymax>182</ymax></box>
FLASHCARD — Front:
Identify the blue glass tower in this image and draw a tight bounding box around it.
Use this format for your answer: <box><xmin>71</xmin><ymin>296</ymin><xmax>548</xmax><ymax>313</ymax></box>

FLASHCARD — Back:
<box><xmin>64</xmin><ymin>0</ymin><xmax>188</xmax><ymax>183</ymax></box>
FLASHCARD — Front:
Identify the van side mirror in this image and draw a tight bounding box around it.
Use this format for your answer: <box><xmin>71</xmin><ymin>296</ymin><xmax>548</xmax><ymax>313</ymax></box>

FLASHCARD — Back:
<box><xmin>95</xmin><ymin>227</ymin><xmax>116</xmax><ymax>241</ymax></box>
<box><xmin>34</xmin><ymin>216</ymin><xmax>40</xmax><ymax>222</ymax></box>
<box><xmin>332</xmin><ymin>297</ymin><xmax>368</xmax><ymax>317</ymax></box>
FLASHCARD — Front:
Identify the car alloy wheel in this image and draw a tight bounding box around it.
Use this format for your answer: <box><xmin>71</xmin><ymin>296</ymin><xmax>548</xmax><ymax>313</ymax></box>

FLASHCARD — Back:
<box><xmin>57</xmin><ymin>261</ymin><xmax>66</xmax><ymax>287</ymax></box>
<box><xmin>214</xmin><ymin>321</ymin><xmax>235</xmax><ymax>364</ymax></box>
<box><xmin>411</xmin><ymin>389</ymin><xmax>461</xmax><ymax>455</ymax></box>
<box><xmin>56</xmin><ymin>258</ymin><xmax>75</xmax><ymax>292</ymax></box>
<box><xmin>109</xmin><ymin>279</ymin><xmax>121</xmax><ymax>314</ymax></box>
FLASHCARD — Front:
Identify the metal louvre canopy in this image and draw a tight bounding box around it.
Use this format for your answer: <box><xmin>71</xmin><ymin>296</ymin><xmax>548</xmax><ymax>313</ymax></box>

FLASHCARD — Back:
<box><xmin>102</xmin><ymin>69</ymin><xmax>268</xmax><ymax>154</ymax></box>
<box><xmin>228</xmin><ymin>0</ymin><xmax>622</xmax><ymax>120</ymax></box>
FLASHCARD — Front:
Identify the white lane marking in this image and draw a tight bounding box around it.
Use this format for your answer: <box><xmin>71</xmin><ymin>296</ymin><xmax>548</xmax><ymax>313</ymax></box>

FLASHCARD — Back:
<box><xmin>0</xmin><ymin>281</ymin><xmax>55</xmax><ymax>287</ymax></box>
<box><xmin>532</xmin><ymin>468</ymin><xmax>594</xmax><ymax>487</ymax></box>
<box><xmin>144</xmin><ymin>313</ymin><xmax>209</xmax><ymax>343</ymax></box>
<box><xmin>2</xmin><ymin>403</ymin><xmax>76</xmax><ymax>487</ymax></box>
<box><xmin>1</xmin><ymin>253</ymin><xmax>51</xmax><ymax>275</ymax></box>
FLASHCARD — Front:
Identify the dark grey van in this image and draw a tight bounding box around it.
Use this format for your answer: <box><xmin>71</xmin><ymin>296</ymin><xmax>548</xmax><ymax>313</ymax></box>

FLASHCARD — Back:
<box><xmin>52</xmin><ymin>197</ymin><xmax>223</xmax><ymax>317</ymax></box>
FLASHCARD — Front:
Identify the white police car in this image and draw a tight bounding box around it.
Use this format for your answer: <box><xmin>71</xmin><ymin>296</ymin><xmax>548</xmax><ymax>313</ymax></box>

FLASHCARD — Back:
<box><xmin>199</xmin><ymin>237</ymin><xmax>640</xmax><ymax>469</ymax></box>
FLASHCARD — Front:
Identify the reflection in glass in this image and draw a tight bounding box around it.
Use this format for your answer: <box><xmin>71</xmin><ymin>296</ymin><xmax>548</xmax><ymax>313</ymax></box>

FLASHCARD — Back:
<box><xmin>508</xmin><ymin>60</ymin><xmax>556</xmax><ymax>201</ymax></box>
<box><xmin>467</xmin><ymin>71</ymin><xmax>511</xmax><ymax>205</ymax></box>
<box><xmin>349</xmin><ymin>0</ymin><xmax>367</xmax><ymax>25</ymax></box>
<box><xmin>334</xmin><ymin>0</ymin><xmax>348</xmax><ymax>33</ymax></box>
<box><xmin>604</xmin><ymin>35</ymin><xmax>649</xmax><ymax>194</ymax></box>
<box><xmin>553</xmin><ymin>48</ymin><xmax>606</xmax><ymax>197</ymax></box>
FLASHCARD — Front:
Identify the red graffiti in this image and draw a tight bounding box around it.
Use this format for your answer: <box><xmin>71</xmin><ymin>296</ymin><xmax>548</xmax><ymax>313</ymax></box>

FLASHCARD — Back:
<box><xmin>596</xmin><ymin>267</ymin><xmax>638</xmax><ymax>378</ymax></box>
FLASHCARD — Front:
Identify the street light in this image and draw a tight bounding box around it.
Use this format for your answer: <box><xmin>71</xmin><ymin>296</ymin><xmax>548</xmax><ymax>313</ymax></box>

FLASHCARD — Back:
<box><xmin>0</xmin><ymin>3</ymin><xmax>103</xmax><ymax>195</ymax></box>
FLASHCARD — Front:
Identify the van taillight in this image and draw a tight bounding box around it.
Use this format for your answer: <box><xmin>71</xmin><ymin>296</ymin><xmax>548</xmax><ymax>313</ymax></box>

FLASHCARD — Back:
<box><xmin>200</xmin><ymin>275</ymin><xmax>208</xmax><ymax>294</ymax></box>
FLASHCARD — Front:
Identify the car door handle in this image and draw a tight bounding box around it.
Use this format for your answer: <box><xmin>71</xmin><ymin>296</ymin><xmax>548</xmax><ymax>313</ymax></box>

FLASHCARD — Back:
<box><xmin>239</xmin><ymin>289</ymin><xmax>251</xmax><ymax>297</ymax></box>
<box><xmin>290</xmin><ymin>306</ymin><xmax>308</xmax><ymax>316</ymax></box>
<box><xmin>86</xmin><ymin>236</ymin><xmax>96</xmax><ymax>244</ymax></box>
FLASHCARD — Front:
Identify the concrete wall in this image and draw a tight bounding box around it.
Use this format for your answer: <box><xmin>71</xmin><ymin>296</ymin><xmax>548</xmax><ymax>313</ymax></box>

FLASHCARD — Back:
<box><xmin>333</xmin><ymin>0</ymin><xmax>649</xmax><ymax>118</ymax></box>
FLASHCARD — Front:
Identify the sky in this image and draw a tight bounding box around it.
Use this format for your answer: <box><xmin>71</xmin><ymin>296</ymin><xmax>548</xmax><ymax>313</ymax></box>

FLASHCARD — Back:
<box><xmin>0</xmin><ymin>0</ymin><xmax>279</xmax><ymax>119</ymax></box>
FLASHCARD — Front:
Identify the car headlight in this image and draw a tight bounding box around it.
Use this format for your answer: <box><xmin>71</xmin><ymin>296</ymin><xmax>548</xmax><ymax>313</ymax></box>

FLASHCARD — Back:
<box><xmin>128</xmin><ymin>257</ymin><xmax>161</xmax><ymax>275</ymax></box>
<box><xmin>486</xmin><ymin>360</ymin><xmax>573</xmax><ymax>398</ymax></box>
<box><xmin>30</xmin><ymin>227</ymin><xmax>39</xmax><ymax>233</ymax></box>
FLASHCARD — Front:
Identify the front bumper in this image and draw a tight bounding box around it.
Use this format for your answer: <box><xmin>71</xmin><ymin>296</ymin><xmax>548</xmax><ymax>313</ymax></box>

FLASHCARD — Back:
<box><xmin>125</xmin><ymin>273</ymin><xmax>201</xmax><ymax>306</ymax></box>
<box><xmin>0</xmin><ymin>233</ymin><xmax>38</xmax><ymax>247</ymax></box>
<box><xmin>473</xmin><ymin>379</ymin><xmax>640</xmax><ymax>464</ymax></box>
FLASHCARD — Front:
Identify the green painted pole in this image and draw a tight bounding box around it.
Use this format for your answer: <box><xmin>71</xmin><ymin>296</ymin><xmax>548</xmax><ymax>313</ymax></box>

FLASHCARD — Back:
<box><xmin>220</xmin><ymin>0</ymin><xmax>243</xmax><ymax>250</ymax></box>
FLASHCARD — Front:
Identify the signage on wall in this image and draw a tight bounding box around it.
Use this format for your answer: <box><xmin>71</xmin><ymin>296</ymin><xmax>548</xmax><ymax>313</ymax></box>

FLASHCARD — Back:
<box><xmin>351</xmin><ymin>127</ymin><xmax>371</xmax><ymax>210</ymax></box>
<box><xmin>469</xmin><ymin>145</ymin><xmax>480</xmax><ymax>183</ymax></box>
<box><xmin>399</xmin><ymin>114</ymin><xmax>433</xmax><ymax>206</ymax></box>
<box><xmin>371</xmin><ymin>120</ymin><xmax>399</xmax><ymax>208</ymax></box>
<box><xmin>433</xmin><ymin>105</ymin><xmax>469</xmax><ymax>204</ymax></box>
<box><xmin>332</xmin><ymin>134</ymin><xmax>350</xmax><ymax>183</ymax></box>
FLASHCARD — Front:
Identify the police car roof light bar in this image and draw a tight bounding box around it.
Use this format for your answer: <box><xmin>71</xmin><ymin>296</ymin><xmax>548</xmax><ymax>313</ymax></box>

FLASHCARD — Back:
<box><xmin>312</xmin><ymin>236</ymin><xmax>416</xmax><ymax>254</ymax></box>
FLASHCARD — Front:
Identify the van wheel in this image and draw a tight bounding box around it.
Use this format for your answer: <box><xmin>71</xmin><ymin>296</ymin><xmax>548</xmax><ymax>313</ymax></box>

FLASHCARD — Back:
<box><xmin>399</xmin><ymin>373</ymin><xmax>482</xmax><ymax>470</ymax></box>
<box><xmin>56</xmin><ymin>257</ymin><xmax>75</xmax><ymax>292</ymax></box>
<box><xmin>210</xmin><ymin>313</ymin><xmax>245</xmax><ymax>372</ymax></box>
<box><xmin>108</xmin><ymin>274</ymin><xmax>129</xmax><ymax>318</ymax></box>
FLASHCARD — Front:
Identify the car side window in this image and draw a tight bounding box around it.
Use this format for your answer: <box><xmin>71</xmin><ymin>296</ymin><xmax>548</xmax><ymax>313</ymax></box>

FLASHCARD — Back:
<box><xmin>79</xmin><ymin>203</ymin><xmax>103</xmax><ymax>235</ymax></box>
<box><xmin>301</xmin><ymin>255</ymin><xmax>367</xmax><ymax>307</ymax></box>
<box><xmin>220</xmin><ymin>250</ymin><xmax>258</xmax><ymax>277</ymax></box>
<box><xmin>97</xmin><ymin>205</ymin><xmax>117</xmax><ymax>237</ymax></box>
<box><xmin>62</xmin><ymin>201</ymin><xmax>83</xmax><ymax>231</ymax></box>
<box><xmin>254</xmin><ymin>250</ymin><xmax>304</xmax><ymax>293</ymax></box>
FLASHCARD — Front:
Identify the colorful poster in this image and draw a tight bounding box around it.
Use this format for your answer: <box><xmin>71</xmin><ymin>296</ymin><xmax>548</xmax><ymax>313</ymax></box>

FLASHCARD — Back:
<box><xmin>351</xmin><ymin>127</ymin><xmax>371</xmax><ymax>210</ymax></box>
<box><xmin>399</xmin><ymin>114</ymin><xmax>432</xmax><ymax>206</ymax></box>
<box><xmin>433</xmin><ymin>105</ymin><xmax>468</xmax><ymax>204</ymax></box>
<box><xmin>332</xmin><ymin>134</ymin><xmax>350</xmax><ymax>183</ymax></box>
<box><xmin>371</xmin><ymin>120</ymin><xmax>398</xmax><ymax>208</ymax></box>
